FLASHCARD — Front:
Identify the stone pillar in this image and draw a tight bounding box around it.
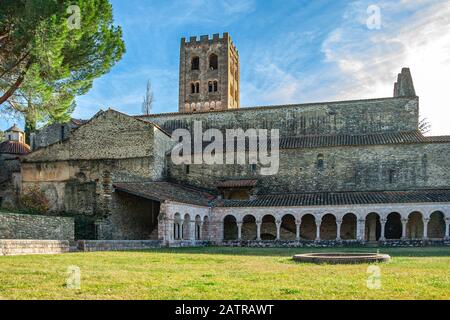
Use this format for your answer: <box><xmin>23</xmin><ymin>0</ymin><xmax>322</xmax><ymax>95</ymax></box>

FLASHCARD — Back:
<box><xmin>295</xmin><ymin>221</ymin><xmax>301</xmax><ymax>241</ymax></box>
<box><xmin>190</xmin><ymin>221</ymin><xmax>196</xmax><ymax>241</ymax></box>
<box><xmin>237</xmin><ymin>222</ymin><xmax>243</xmax><ymax>241</ymax></box>
<box><xmin>276</xmin><ymin>221</ymin><xmax>281</xmax><ymax>240</ymax></box>
<box><xmin>380</xmin><ymin>219</ymin><xmax>387</xmax><ymax>241</ymax></box>
<box><xmin>336</xmin><ymin>220</ymin><xmax>342</xmax><ymax>240</ymax></box>
<box><xmin>423</xmin><ymin>218</ymin><xmax>429</xmax><ymax>239</ymax></box>
<box><xmin>357</xmin><ymin>218</ymin><xmax>365</xmax><ymax>241</ymax></box>
<box><xmin>315</xmin><ymin>219</ymin><xmax>320</xmax><ymax>241</ymax></box>
<box><xmin>179</xmin><ymin>219</ymin><xmax>184</xmax><ymax>240</ymax></box>
<box><xmin>401</xmin><ymin>218</ymin><xmax>408</xmax><ymax>240</ymax></box>
<box><xmin>198</xmin><ymin>222</ymin><xmax>203</xmax><ymax>240</ymax></box>
<box><xmin>445</xmin><ymin>218</ymin><xmax>450</xmax><ymax>239</ymax></box>
<box><xmin>256</xmin><ymin>221</ymin><xmax>262</xmax><ymax>241</ymax></box>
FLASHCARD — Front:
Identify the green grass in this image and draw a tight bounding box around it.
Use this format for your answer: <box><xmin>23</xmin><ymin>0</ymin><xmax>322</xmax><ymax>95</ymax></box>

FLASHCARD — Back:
<box><xmin>0</xmin><ymin>247</ymin><xmax>449</xmax><ymax>300</ymax></box>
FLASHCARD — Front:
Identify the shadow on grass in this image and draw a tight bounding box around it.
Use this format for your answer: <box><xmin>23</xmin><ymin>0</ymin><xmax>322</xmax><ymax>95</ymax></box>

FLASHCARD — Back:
<box><xmin>137</xmin><ymin>246</ymin><xmax>450</xmax><ymax>258</ymax></box>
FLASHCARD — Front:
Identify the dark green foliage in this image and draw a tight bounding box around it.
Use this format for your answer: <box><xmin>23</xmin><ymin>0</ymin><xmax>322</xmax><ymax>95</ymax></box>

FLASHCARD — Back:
<box><xmin>0</xmin><ymin>0</ymin><xmax>125</xmax><ymax>133</ymax></box>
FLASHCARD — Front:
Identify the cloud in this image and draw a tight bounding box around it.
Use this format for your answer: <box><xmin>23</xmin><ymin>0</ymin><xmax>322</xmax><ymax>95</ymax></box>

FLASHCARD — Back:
<box><xmin>320</xmin><ymin>0</ymin><xmax>450</xmax><ymax>135</ymax></box>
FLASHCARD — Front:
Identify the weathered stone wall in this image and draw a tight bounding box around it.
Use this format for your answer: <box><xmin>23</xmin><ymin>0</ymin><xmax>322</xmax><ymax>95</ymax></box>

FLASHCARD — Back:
<box><xmin>30</xmin><ymin>121</ymin><xmax>80</xmax><ymax>151</ymax></box>
<box><xmin>21</xmin><ymin>110</ymin><xmax>174</xmax><ymax>216</ymax></box>
<box><xmin>101</xmin><ymin>191</ymin><xmax>160</xmax><ymax>240</ymax></box>
<box><xmin>0</xmin><ymin>240</ymin><xmax>70</xmax><ymax>256</ymax></box>
<box><xmin>0</xmin><ymin>212</ymin><xmax>74</xmax><ymax>240</ymax></box>
<box><xmin>167</xmin><ymin>142</ymin><xmax>450</xmax><ymax>193</ymax></box>
<box><xmin>77</xmin><ymin>240</ymin><xmax>161</xmax><ymax>252</ymax></box>
<box><xmin>141</xmin><ymin>97</ymin><xmax>418</xmax><ymax>137</ymax></box>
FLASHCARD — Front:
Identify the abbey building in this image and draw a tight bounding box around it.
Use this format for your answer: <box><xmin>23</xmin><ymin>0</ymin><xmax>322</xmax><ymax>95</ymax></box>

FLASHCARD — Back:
<box><xmin>2</xmin><ymin>33</ymin><xmax>449</xmax><ymax>246</ymax></box>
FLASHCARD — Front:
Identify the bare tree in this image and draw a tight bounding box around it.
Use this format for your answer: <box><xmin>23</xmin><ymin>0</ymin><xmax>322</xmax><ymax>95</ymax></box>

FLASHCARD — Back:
<box><xmin>141</xmin><ymin>80</ymin><xmax>154</xmax><ymax>115</ymax></box>
<box><xmin>419</xmin><ymin>117</ymin><xmax>431</xmax><ymax>135</ymax></box>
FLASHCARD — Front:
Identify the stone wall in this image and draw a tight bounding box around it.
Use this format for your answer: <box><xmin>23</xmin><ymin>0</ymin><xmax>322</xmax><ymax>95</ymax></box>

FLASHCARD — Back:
<box><xmin>0</xmin><ymin>212</ymin><xmax>74</xmax><ymax>240</ymax></box>
<box><xmin>77</xmin><ymin>240</ymin><xmax>162</xmax><ymax>252</ymax></box>
<box><xmin>0</xmin><ymin>240</ymin><xmax>70</xmax><ymax>256</ymax></box>
<box><xmin>141</xmin><ymin>97</ymin><xmax>418</xmax><ymax>137</ymax></box>
<box><xmin>167</xmin><ymin>142</ymin><xmax>450</xmax><ymax>194</ymax></box>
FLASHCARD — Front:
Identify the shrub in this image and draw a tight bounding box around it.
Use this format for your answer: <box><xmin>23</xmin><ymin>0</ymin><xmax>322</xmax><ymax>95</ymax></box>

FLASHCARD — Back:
<box><xmin>19</xmin><ymin>185</ymin><xmax>50</xmax><ymax>214</ymax></box>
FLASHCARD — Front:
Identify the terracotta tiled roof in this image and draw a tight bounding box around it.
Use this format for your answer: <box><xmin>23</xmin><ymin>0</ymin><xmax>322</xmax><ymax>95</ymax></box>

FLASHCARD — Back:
<box><xmin>0</xmin><ymin>141</ymin><xmax>31</xmax><ymax>155</ymax></box>
<box><xmin>168</xmin><ymin>131</ymin><xmax>449</xmax><ymax>153</ymax></box>
<box><xmin>113</xmin><ymin>182</ymin><xmax>216</xmax><ymax>206</ymax></box>
<box><xmin>217</xmin><ymin>180</ymin><xmax>258</xmax><ymax>188</ymax></box>
<box><xmin>279</xmin><ymin>131</ymin><xmax>426</xmax><ymax>149</ymax></box>
<box><xmin>216</xmin><ymin>189</ymin><xmax>450</xmax><ymax>207</ymax></box>
<box><xmin>422</xmin><ymin>135</ymin><xmax>450</xmax><ymax>143</ymax></box>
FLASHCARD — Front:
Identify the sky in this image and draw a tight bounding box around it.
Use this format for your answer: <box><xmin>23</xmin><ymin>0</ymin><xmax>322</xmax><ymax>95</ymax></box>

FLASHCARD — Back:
<box><xmin>1</xmin><ymin>0</ymin><xmax>450</xmax><ymax>135</ymax></box>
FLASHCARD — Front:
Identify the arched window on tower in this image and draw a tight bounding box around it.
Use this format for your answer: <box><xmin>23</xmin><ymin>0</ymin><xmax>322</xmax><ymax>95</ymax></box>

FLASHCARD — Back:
<box><xmin>195</xmin><ymin>82</ymin><xmax>200</xmax><ymax>94</ymax></box>
<box><xmin>191</xmin><ymin>83</ymin><xmax>196</xmax><ymax>94</ymax></box>
<box><xmin>317</xmin><ymin>154</ymin><xmax>324</xmax><ymax>170</ymax></box>
<box><xmin>209</xmin><ymin>54</ymin><xmax>218</xmax><ymax>70</ymax></box>
<box><xmin>213</xmin><ymin>80</ymin><xmax>218</xmax><ymax>92</ymax></box>
<box><xmin>208</xmin><ymin>81</ymin><xmax>213</xmax><ymax>93</ymax></box>
<box><xmin>191</xmin><ymin>57</ymin><xmax>200</xmax><ymax>70</ymax></box>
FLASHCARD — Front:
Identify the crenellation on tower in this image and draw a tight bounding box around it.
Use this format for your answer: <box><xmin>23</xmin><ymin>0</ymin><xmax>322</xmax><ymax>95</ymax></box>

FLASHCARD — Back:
<box><xmin>179</xmin><ymin>32</ymin><xmax>240</xmax><ymax>113</ymax></box>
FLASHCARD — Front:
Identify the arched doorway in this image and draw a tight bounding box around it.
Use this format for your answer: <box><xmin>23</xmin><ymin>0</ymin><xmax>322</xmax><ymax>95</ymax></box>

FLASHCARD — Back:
<box><xmin>365</xmin><ymin>213</ymin><xmax>381</xmax><ymax>241</ymax></box>
<box><xmin>261</xmin><ymin>215</ymin><xmax>276</xmax><ymax>240</ymax></box>
<box><xmin>281</xmin><ymin>214</ymin><xmax>296</xmax><ymax>240</ymax></box>
<box><xmin>173</xmin><ymin>213</ymin><xmax>182</xmax><ymax>240</ymax></box>
<box><xmin>242</xmin><ymin>215</ymin><xmax>257</xmax><ymax>240</ymax></box>
<box><xmin>428</xmin><ymin>211</ymin><xmax>446</xmax><ymax>239</ymax></box>
<box><xmin>320</xmin><ymin>214</ymin><xmax>337</xmax><ymax>240</ymax></box>
<box><xmin>407</xmin><ymin>212</ymin><xmax>424</xmax><ymax>239</ymax></box>
<box><xmin>341</xmin><ymin>213</ymin><xmax>357</xmax><ymax>240</ymax></box>
<box><xmin>300</xmin><ymin>214</ymin><xmax>316</xmax><ymax>240</ymax></box>
<box><xmin>223</xmin><ymin>215</ymin><xmax>238</xmax><ymax>240</ymax></box>
<box><xmin>385</xmin><ymin>212</ymin><xmax>402</xmax><ymax>239</ymax></box>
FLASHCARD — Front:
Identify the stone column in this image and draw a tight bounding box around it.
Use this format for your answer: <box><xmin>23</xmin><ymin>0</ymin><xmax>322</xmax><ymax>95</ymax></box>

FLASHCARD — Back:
<box><xmin>336</xmin><ymin>220</ymin><xmax>342</xmax><ymax>241</ymax></box>
<box><xmin>198</xmin><ymin>222</ymin><xmax>203</xmax><ymax>240</ymax></box>
<box><xmin>179</xmin><ymin>219</ymin><xmax>184</xmax><ymax>240</ymax></box>
<box><xmin>190</xmin><ymin>221</ymin><xmax>196</xmax><ymax>241</ymax></box>
<box><xmin>295</xmin><ymin>221</ymin><xmax>301</xmax><ymax>241</ymax></box>
<box><xmin>445</xmin><ymin>218</ymin><xmax>450</xmax><ymax>239</ymax></box>
<box><xmin>357</xmin><ymin>218</ymin><xmax>365</xmax><ymax>241</ymax></box>
<box><xmin>401</xmin><ymin>218</ymin><xmax>408</xmax><ymax>240</ymax></box>
<box><xmin>380</xmin><ymin>219</ymin><xmax>387</xmax><ymax>241</ymax></box>
<box><xmin>256</xmin><ymin>221</ymin><xmax>262</xmax><ymax>241</ymax></box>
<box><xmin>237</xmin><ymin>222</ymin><xmax>243</xmax><ymax>241</ymax></box>
<box><xmin>276</xmin><ymin>221</ymin><xmax>281</xmax><ymax>240</ymax></box>
<box><xmin>423</xmin><ymin>218</ymin><xmax>429</xmax><ymax>239</ymax></box>
<box><xmin>315</xmin><ymin>219</ymin><xmax>321</xmax><ymax>241</ymax></box>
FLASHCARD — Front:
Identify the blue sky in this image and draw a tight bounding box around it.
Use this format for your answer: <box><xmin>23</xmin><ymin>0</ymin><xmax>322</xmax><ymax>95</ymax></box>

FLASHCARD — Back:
<box><xmin>1</xmin><ymin>0</ymin><xmax>450</xmax><ymax>135</ymax></box>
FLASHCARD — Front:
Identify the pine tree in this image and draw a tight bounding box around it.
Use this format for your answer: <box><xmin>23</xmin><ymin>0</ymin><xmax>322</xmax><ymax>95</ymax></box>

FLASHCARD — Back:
<box><xmin>0</xmin><ymin>0</ymin><xmax>125</xmax><ymax>137</ymax></box>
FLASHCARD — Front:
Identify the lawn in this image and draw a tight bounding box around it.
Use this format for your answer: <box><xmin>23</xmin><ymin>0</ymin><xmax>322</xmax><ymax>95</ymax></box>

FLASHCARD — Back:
<box><xmin>0</xmin><ymin>247</ymin><xmax>449</xmax><ymax>300</ymax></box>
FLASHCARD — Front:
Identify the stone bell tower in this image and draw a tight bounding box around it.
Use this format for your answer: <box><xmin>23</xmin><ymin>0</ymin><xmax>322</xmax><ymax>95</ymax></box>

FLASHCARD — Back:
<box><xmin>179</xmin><ymin>33</ymin><xmax>240</xmax><ymax>113</ymax></box>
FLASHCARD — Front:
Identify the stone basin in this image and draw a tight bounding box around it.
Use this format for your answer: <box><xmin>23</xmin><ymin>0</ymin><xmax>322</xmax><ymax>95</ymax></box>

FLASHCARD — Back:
<box><xmin>292</xmin><ymin>252</ymin><xmax>391</xmax><ymax>264</ymax></box>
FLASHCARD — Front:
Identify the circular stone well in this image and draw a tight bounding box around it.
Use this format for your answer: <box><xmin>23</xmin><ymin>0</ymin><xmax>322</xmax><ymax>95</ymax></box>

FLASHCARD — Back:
<box><xmin>292</xmin><ymin>253</ymin><xmax>391</xmax><ymax>264</ymax></box>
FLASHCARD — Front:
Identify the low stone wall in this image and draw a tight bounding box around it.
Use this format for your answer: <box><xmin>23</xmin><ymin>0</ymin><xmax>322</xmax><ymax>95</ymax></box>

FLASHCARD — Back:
<box><xmin>379</xmin><ymin>239</ymin><xmax>450</xmax><ymax>247</ymax></box>
<box><xmin>169</xmin><ymin>240</ymin><xmax>212</xmax><ymax>248</ymax></box>
<box><xmin>221</xmin><ymin>240</ymin><xmax>365</xmax><ymax>248</ymax></box>
<box><xmin>0</xmin><ymin>212</ymin><xmax>74</xmax><ymax>241</ymax></box>
<box><xmin>220</xmin><ymin>239</ymin><xmax>450</xmax><ymax>247</ymax></box>
<box><xmin>77</xmin><ymin>240</ymin><xmax>162</xmax><ymax>252</ymax></box>
<box><xmin>0</xmin><ymin>240</ymin><xmax>70</xmax><ymax>256</ymax></box>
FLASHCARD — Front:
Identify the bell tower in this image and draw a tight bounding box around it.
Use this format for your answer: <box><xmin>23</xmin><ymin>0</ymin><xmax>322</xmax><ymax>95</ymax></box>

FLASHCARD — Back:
<box><xmin>179</xmin><ymin>33</ymin><xmax>240</xmax><ymax>113</ymax></box>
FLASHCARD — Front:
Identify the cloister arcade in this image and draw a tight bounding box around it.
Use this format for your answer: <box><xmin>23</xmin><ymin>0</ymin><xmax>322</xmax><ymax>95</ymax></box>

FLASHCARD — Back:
<box><xmin>220</xmin><ymin>208</ymin><xmax>450</xmax><ymax>242</ymax></box>
<box><xmin>162</xmin><ymin>202</ymin><xmax>450</xmax><ymax>244</ymax></box>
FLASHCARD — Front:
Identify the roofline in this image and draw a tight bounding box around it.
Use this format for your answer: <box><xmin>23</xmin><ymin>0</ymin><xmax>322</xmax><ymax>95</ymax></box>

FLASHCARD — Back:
<box><xmin>134</xmin><ymin>96</ymin><xmax>419</xmax><ymax>118</ymax></box>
